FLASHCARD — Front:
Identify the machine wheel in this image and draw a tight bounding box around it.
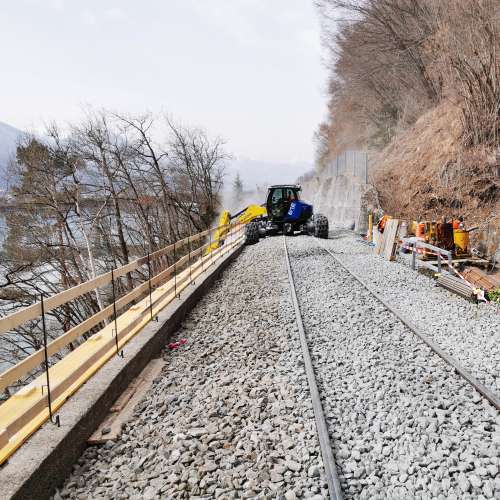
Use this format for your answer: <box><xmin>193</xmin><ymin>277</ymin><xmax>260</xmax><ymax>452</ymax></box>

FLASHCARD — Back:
<box><xmin>245</xmin><ymin>222</ymin><xmax>260</xmax><ymax>245</ymax></box>
<box><xmin>313</xmin><ymin>214</ymin><xmax>329</xmax><ymax>239</ymax></box>
<box><xmin>284</xmin><ymin>223</ymin><xmax>294</xmax><ymax>236</ymax></box>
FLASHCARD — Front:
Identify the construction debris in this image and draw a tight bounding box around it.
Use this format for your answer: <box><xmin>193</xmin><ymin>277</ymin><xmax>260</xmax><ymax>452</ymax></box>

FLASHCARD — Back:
<box><xmin>462</xmin><ymin>268</ymin><xmax>500</xmax><ymax>292</ymax></box>
<box><xmin>367</xmin><ymin>211</ymin><xmax>499</xmax><ymax>303</ymax></box>
<box><xmin>88</xmin><ymin>359</ymin><xmax>165</xmax><ymax>445</ymax></box>
<box><xmin>375</xmin><ymin>218</ymin><xmax>400</xmax><ymax>261</ymax></box>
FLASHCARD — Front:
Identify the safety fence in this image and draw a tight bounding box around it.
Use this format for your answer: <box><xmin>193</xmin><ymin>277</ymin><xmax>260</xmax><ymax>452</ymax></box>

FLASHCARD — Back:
<box><xmin>0</xmin><ymin>221</ymin><xmax>245</xmax><ymax>464</ymax></box>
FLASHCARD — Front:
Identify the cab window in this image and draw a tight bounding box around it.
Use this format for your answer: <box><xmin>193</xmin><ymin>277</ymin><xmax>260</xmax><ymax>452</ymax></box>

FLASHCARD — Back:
<box><xmin>285</xmin><ymin>189</ymin><xmax>297</xmax><ymax>202</ymax></box>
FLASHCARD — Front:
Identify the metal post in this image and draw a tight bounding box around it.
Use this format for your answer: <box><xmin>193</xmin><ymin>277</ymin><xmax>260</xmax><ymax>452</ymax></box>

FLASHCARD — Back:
<box><xmin>111</xmin><ymin>269</ymin><xmax>123</xmax><ymax>357</ymax></box>
<box><xmin>41</xmin><ymin>294</ymin><xmax>60</xmax><ymax>426</ymax></box>
<box><xmin>412</xmin><ymin>242</ymin><xmax>417</xmax><ymax>270</ymax></box>
<box><xmin>437</xmin><ymin>253</ymin><xmax>442</xmax><ymax>274</ymax></box>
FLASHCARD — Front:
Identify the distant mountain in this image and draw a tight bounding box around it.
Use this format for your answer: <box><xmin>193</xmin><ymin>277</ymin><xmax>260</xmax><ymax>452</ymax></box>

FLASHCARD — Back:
<box><xmin>225</xmin><ymin>158</ymin><xmax>312</xmax><ymax>191</ymax></box>
<box><xmin>0</xmin><ymin>122</ymin><xmax>24</xmax><ymax>193</ymax></box>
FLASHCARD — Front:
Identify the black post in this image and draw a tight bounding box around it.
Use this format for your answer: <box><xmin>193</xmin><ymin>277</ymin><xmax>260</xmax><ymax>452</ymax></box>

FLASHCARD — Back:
<box><xmin>41</xmin><ymin>294</ymin><xmax>60</xmax><ymax>426</ymax></box>
<box><xmin>111</xmin><ymin>269</ymin><xmax>123</xmax><ymax>357</ymax></box>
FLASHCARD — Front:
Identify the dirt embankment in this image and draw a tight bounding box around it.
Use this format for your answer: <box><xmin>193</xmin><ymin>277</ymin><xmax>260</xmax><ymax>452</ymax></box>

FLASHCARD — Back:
<box><xmin>371</xmin><ymin>102</ymin><xmax>499</xmax><ymax>255</ymax></box>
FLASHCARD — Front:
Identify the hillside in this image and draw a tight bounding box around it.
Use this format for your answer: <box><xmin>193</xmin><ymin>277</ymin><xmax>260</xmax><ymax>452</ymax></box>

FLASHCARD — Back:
<box><xmin>314</xmin><ymin>0</ymin><xmax>499</xmax><ymax>255</ymax></box>
<box><xmin>371</xmin><ymin>103</ymin><xmax>499</xmax><ymax>228</ymax></box>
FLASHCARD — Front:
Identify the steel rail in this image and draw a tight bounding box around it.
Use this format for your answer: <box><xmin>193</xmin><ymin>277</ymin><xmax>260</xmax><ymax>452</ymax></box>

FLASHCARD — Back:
<box><xmin>283</xmin><ymin>237</ymin><xmax>344</xmax><ymax>500</ymax></box>
<box><xmin>319</xmin><ymin>243</ymin><xmax>500</xmax><ymax>411</ymax></box>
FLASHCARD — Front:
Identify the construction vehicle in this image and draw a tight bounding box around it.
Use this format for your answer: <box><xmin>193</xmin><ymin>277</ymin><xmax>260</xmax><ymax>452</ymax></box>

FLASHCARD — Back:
<box><xmin>241</xmin><ymin>185</ymin><xmax>329</xmax><ymax>244</ymax></box>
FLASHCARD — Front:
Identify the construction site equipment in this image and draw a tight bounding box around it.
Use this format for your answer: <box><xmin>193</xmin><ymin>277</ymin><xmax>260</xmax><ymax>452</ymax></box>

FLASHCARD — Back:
<box><xmin>454</xmin><ymin>228</ymin><xmax>470</xmax><ymax>256</ymax></box>
<box><xmin>206</xmin><ymin>211</ymin><xmax>231</xmax><ymax>254</ymax></box>
<box><xmin>234</xmin><ymin>204</ymin><xmax>267</xmax><ymax>225</ymax></box>
<box><xmin>242</xmin><ymin>185</ymin><xmax>329</xmax><ymax>245</ymax></box>
<box><xmin>436</xmin><ymin>222</ymin><xmax>454</xmax><ymax>251</ymax></box>
<box><xmin>0</xmin><ymin>220</ymin><xmax>245</xmax><ymax>466</ymax></box>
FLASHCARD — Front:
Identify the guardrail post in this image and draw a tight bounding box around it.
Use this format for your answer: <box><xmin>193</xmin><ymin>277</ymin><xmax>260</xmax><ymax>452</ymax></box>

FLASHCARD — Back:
<box><xmin>111</xmin><ymin>269</ymin><xmax>124</xmax><ymax>358</ymax></box>
<box><xmin>437</xmin><ymin>253</ymin><xmax>442</xmax><ymax>273</ymax></box>
<box><xmin>147</xmin><ymin>253</ymin><xmax>158</xmax><ymax>322</ymax></box>
<box><xmin>412</xmin><ymin>242</ymin><xmax>417</xmax><ymax>270</ymax></box>
<box><xmin>40</xmin><ymin>293</ymin><xmax>60</xmax><ymax>427</ymax></box>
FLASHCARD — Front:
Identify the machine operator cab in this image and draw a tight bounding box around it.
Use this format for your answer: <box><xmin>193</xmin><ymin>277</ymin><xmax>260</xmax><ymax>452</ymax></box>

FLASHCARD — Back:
<box><xmin>265</xmin><ymin>185</ymin><xmax>313</xmax><ymax>235</ymax></box>
<box><xmin>266</xmin><ymin>185</ymin><xmax>301</xmax><ymax>221</ymax></box>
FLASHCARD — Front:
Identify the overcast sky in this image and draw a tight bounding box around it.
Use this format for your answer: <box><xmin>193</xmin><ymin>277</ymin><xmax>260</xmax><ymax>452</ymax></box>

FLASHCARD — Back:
<box><xmin>1</xmin><ymin>0</ymin><xmax>327</xmax><ymax>165</ymax></box>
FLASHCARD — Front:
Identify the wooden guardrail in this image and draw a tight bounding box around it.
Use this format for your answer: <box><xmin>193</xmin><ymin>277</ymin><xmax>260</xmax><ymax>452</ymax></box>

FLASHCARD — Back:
<box><xmin>0</xmin><ymin>221</ymin><xmax>245</xmax><ymax>464</ymax></box>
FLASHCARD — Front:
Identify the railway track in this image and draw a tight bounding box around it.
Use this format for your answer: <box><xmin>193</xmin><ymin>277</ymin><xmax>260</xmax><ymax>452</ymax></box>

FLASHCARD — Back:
<box><xmin>284</xmin><ymin>235</ymin><xmax>500</xmax><ymax>500</ymax></box>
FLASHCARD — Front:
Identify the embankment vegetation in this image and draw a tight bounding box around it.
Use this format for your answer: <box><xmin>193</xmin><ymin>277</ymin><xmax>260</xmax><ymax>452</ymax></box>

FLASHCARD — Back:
<box><xmin>315</xmin><ymin>0</ymin><xmax>499</xmax><ymax>225</ymax></box>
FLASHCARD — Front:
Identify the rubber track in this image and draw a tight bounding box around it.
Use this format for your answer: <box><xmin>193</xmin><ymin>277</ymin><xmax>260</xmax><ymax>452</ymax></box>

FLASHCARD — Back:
<box><xmin>319</xmin><ymin>242</ymin><xmax>500</xmax><ymax>411</ymax></box>
<box><xmin>283</xmin><ymin>237</ymin><xmax>344</xmax><ymax>500</ymax></box>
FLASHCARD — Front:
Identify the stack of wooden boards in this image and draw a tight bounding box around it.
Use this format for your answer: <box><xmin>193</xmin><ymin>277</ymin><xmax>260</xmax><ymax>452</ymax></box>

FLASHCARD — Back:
<box><xmin>375</xmin><ymin>219</ymin><xmax>400</xmax><ymax>261</ymax></box>
<box><xmin>462</xmin><ymin>267</ymin><xmax>500</xmax><ymax>292</ymax></box>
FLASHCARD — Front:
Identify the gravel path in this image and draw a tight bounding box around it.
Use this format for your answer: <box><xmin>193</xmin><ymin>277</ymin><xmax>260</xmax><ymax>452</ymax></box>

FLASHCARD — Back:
<box><xmin>56</xmin><ymin>237</ymin><xmax>328</xmax><ymax>500</ymax></box>
<box><xmin>287</xmin><ymin>236</ymin><xmax>500</xmax><ymax>500</ymax></box>
<box><xmin>322</xmin><ymin>231</ymin><xmax>500</xmax><ymax>395</ymax></box>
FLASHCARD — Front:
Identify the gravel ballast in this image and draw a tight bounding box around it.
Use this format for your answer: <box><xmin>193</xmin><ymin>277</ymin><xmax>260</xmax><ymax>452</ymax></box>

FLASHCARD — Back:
<box><xmin>55</xmin><ymin>237</ymin><xmax>328</xmax><ymax>500</ymax></box>
<box><xmin>323</xmin><ymin>230</ymin><xmax>500</xmax><ymax>395</ymax></box>
<box><xmin>287</xmin><ymin>235</ymin><xmax>500</xmax><ymax>500</ymax></box>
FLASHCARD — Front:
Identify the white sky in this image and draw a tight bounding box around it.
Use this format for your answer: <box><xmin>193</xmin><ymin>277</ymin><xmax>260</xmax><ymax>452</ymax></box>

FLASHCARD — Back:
<box><xmin>1</xmin><ymin>0</ymin><xmax>327</xmax><ymax>164</ymax></box>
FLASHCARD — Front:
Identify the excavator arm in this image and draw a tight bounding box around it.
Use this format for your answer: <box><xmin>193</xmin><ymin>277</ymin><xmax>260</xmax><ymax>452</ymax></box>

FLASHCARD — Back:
<box><xmin>206</xmin><ymin>204</ymin><xmax>267</xmax><ymax>253</ymax></box>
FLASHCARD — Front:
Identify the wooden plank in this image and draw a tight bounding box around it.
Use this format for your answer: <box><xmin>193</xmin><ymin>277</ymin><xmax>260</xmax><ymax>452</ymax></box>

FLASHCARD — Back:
<box><xmin>0</xmin><ymin>242</ymin><xmax>214</xmax><ymax>391</ymax></box>
<box><xmin>383</xmin><ymin>219</ymin><xmax>399</xmax><ymax>261</ymax></box>
<box><xmin>0</xmin><ymin>226</ymin><xmax>219</xmax><ymax>336</ymax></box>
<box><xmin>0</xmin><ymin>429</ymin><xmax>7</xmax><ymax>448</ymax></box>
<box><xmin>0</xmin><ymin>280</ymin><xmax>151</xmax><ymax>390</ymax></box>
<box><xmin>0</xmin><ymin>242</ymin><xmax>216</xmax><ymax>390</ymax></box>
<box><xmin>374</xmin><ymin>229</ymin><xmax>384</xmax><ymax>255</ymax></box>
<box><xmin>88</xmin><ymin>359</ymin><xmax>165</xmax><ymax>444</ymax></box>
<box><xmin>462</xmin><ymin>268</ymin><xmax>500</xmax><ymax>292</ymax></box>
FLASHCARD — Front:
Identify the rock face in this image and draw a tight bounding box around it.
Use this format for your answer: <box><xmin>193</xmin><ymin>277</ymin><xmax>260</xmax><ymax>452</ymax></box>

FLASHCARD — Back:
<box><xmin>301</xmin><ymin>174</ymin><xmax>379</xmax><ymax>233</ymax></box>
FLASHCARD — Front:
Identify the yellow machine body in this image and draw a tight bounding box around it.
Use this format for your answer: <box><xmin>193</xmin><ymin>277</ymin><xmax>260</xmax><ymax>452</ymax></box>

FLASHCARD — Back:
<box><xmin>237</xmin><ymin>204</ymin><xmax>267</xmax><ymax>224</ymax></box>
<box><xmin>206</xmin><ymin>204</ymin><xmax>267</xmax><ymax>254</ymax></box>
<box><xmin>453</xmin><ymin>229</ymin><xmax>469</xmax><ymax>255</ymax></box>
